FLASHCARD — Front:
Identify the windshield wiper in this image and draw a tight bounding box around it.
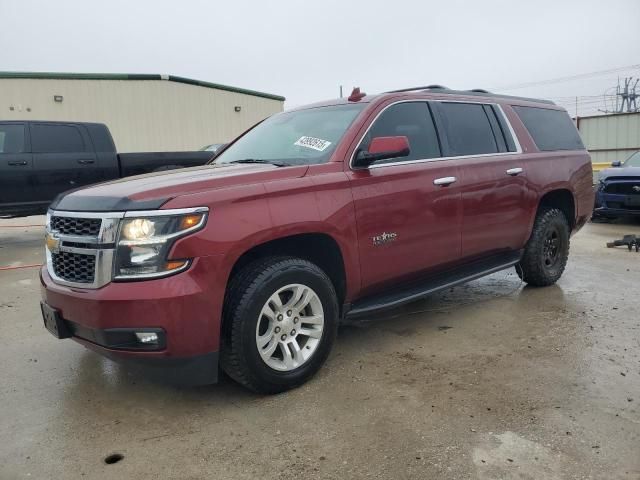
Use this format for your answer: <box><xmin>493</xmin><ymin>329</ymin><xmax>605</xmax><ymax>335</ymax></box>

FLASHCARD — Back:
<box><xmin>227</xmin><ymin>159</ymin><xmax>288</xmax><ymax>167</ymax></box>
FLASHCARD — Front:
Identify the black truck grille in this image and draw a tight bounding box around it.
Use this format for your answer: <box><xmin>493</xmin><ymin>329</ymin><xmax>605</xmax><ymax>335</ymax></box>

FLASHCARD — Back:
<box><xmin>604</xmin><ymin>182</ymin><xmax>640</xmax><ymax>195</ymax></box>
<box><xmin>51</xmin><ymin>216</ymin><xmax>102</xmax><ymax>236</ymax></box>
<box><xmin>52</xmin><ymin>251</ymin><xmax>96</xmax><ymax>283</ymax></box>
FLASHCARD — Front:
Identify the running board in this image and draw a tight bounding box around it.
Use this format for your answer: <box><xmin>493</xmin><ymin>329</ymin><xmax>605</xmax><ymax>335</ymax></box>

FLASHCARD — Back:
<box><xmin>345</xmin><ymin>251</ymin><xmax>522</xmax><ymax>319</ymax></box>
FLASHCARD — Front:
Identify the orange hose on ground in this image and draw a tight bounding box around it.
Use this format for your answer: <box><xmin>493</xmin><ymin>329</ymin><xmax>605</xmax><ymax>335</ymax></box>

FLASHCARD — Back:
<box><xmin>0</xmin><ymin>225</ymin><xmax>44</xmax><ymax>228</ymax></box>
<box><xmin>0</xmin><ymin>264</ymin><xmax>43</xmax><ymax>271</ymax></box>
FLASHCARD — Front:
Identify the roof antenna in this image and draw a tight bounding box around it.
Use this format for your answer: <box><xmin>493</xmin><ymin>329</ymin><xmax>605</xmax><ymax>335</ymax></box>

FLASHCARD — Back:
<box><xmin>348</xmin><ymin>87</ymin><xmax>366</xmax><ymax>102</ymax></box>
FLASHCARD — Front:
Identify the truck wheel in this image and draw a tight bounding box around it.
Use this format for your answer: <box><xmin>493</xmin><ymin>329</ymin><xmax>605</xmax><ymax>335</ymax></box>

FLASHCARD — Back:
<box><xmin>221</xmin><ymin>256</ymin><xmax>339</xmax><ymax>394</ymax></box>
<box><xmin>516</xmin><ymin>208</ymin><xmax>570</xmax><ymax>287</ymax></box>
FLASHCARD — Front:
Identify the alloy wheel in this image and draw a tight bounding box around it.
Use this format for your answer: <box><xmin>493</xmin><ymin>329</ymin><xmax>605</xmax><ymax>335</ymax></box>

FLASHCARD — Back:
<box><xmin>542</xmin><ymin>227</ymin><xmax>561</xmax><ymax>268</ymax></box>
<box><xmin>255</xmin><ymin>283</ymin><xmax>324</xmax><ymax>371</ymax></box>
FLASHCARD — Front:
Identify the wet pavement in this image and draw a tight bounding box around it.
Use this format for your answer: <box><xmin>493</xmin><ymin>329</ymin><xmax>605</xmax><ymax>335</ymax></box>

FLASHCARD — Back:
<box><xmin>0</xmin><ymin>216</ymin><xmax>639</xmax><ymax>479</ymax></box>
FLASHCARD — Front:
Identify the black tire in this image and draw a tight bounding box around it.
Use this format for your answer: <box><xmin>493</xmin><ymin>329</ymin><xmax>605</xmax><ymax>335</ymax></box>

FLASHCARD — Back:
<box><xmin>516</xmin><ymin>208</ymin><xmax>570</xmax><ymax>287</ymax></box>
<box><xmin>220</xmin><ymin>256</ymin><xmax>339</xmax><ymax>394</ymax></box>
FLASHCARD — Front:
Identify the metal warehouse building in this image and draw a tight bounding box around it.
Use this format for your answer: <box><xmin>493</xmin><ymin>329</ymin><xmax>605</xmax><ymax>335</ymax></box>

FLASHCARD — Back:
<box><xmin>577</xmin><ymin>112</ymin><xmax>640</xmax><ymax>166</ymax></box>
<box><xmin>0</xmin><ymin>72</ymin><xmax>285</xmax><ymax>152</ymax></box>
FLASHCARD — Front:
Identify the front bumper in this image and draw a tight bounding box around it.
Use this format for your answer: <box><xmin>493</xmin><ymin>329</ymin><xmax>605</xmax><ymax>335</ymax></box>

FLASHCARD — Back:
<box><xmin>40</xmin><ymin>254</ymin><xmax>226</xmax><ymax>386</ymax></box>
<box><xmin>595</xmin><ymin>191</ymin><xmax>640</xmax><ymax>217</ymax></box>
<box><xmin>79</xmin><ymin>340</ymin><xmax>219</xmax><ymax>386</ymax></box>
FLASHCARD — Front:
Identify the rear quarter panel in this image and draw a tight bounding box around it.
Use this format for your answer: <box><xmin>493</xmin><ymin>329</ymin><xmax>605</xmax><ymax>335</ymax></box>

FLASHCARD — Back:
<box><xmin>502</xmin><ymin>104</ymin><xmax>594</xmax><ymax>236</ymax></box>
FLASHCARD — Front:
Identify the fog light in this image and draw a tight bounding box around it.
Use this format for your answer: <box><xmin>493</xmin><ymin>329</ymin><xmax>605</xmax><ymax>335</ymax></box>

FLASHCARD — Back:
<box><xmin>135</xmin><ymin>332</ymin><xmax>159</xmax><ymax>344</ymax></box>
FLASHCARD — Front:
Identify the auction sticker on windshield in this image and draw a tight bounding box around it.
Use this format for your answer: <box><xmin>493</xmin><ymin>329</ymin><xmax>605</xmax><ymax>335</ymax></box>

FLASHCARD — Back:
<box><xmin>294</xmin><ymin>136</ymin><xmax>332</xmax><ymax>152</ymax></box>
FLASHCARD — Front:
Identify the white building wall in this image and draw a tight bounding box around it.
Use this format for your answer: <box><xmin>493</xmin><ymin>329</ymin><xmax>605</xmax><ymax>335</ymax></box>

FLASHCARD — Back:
<box><xmin>577</xmin><ymin>112</ymin><xmax>640</xmax><ymax>164</ymax></box>
<box><xmin>0</xmin><ymin>78</ymin><xmax>284</xmax><ymax>152</ymax></box>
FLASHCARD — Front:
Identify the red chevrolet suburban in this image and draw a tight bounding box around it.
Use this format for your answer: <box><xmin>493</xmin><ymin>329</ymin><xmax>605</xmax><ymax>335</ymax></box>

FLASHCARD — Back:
<box><xmin>40</xmin><ymin>86</ymin><xmax>594</xmax><ymax>393</ymax></box>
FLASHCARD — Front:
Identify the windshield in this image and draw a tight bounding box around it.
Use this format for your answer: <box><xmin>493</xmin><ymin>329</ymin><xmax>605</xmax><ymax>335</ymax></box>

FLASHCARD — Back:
<box><xmin>623</xmin><ymin>151</ymin><xmax>640</xmax><ymax>167</ymax></box>
<box><xmin>215</xmin><ymin>104</ymin><xmax>365</xmax><ymax>166</ymax></box>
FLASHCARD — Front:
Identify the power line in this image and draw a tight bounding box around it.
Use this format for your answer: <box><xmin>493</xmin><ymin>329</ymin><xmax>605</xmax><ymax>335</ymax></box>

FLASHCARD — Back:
<box><xmin>491</xmin><ymin>64</ymin><xmax>640</xmax><ymax>91</ymax></box>
<box><xmin>556</xmin><ymin>98</ymin><xmax>612</xmax><ymax>105</ymax></box>
<box><xmin>554</xmin><ymin>96</ymin><xmax>612</xmax><ymax>102</ymax></box>
<box><xmin>548</xmin><ymin>89</ymin><xmax>633</xmax><ymax>117</ymax></box>
<box><xmin>545</xmin><ymin>94</ymin><xmax>617</xmax><ymax>100</ymax></box>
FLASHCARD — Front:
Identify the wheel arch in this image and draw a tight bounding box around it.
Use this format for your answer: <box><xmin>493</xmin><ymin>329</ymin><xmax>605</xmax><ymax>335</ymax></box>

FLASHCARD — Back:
<box><xmin>223</xmin><ymin>232</ymin><xmax>350</xmax><ymax>314</ymax></box>
<box><xmin>538</xmin><ymin>188</ymin><xmax>576</xmax><ymax>231</ymax></box>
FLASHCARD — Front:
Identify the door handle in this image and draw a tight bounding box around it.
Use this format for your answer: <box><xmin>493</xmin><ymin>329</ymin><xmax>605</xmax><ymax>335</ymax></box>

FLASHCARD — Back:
<box><xmin>7</xmin><ymin>160</ymin><xmax>28</xmax><ymax>166</ymax></box>
<box><xmin>77</xmin><ymin>159</ymin><xmax>95</xmax><ymax>165</ymax></box>
<box><xmin>433</xmin><ymin>176</ymin><xmax>457</xmax><ymax>186</ymax></box>
<box><xmin>506</xmin><ymin>167</ymin><xmax>524</xmax><ymax>176</ymax></box>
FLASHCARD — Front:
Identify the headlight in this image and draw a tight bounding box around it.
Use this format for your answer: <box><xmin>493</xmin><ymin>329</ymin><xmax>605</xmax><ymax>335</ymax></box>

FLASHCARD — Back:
<box><xmin>597</xmin><ymin>179</ymin><xmax>606</xmax><ymax>191</ymax></box>
<box><xmin>122</xmin><ymin>218</ymin><xmax>156</xmax><ymax>241</ymax></box>
<box><xmin>114</xmin><ymin>208</ymin><xmax>208</xmax><ymax>280</ymax></box>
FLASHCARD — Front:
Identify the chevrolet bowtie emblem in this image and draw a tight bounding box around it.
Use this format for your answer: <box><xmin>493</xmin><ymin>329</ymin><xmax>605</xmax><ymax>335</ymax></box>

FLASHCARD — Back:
<box><xmin>45</xmin><ymin>232</ymin><xmax>61</xmax><ymax>253</ymax></box>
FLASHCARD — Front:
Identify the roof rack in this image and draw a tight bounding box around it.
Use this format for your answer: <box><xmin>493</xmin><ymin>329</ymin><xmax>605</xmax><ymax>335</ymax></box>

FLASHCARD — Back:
<box><xmin>384</xmin><ymin>85</ymin><xmax>554</xmax><ymax>105</ymax></box>
<box><xmin>386</xmin><ymin>85</ymin><xmax>449</xmax><ymax>93</ymax></box>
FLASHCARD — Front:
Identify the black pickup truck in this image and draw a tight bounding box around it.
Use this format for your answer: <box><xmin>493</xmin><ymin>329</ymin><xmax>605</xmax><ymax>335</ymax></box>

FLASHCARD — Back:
<box><xmin>0</xmin><ymin>121</ymin><xmax>215</xmax><ymax>217</ymax></box>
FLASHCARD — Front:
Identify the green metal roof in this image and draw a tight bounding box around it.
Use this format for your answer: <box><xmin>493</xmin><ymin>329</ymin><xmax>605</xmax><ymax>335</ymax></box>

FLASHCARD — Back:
<box><xmin>0</xmin><ymin>71</ymin><xmax>285</xmax><ymax>102</ymax></box>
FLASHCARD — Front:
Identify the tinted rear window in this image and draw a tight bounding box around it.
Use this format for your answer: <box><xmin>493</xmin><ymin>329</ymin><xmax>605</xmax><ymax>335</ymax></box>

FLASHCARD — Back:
<box><xmin>31</xmin><ymin>124</ymin><xmax>86</xmax><ymax>153</ymax></box>
<box><xmin>513</xmin><ymin>106</ymin><xmax>584</xmax><ymax>151</ymax></box>
<box><xmin>85</xmin><ymin>124</ymin><xmax>115</xmax><ymax>152</ymax></box>
<box><xmin>436</xmin><ymin>102</ymin><xmax>498</xmax><ymax>156</ymax></box>
<box><xmin>0</xmin><ymin>124</ymin><xmax>26</xmax><ymax>153</ymax></box>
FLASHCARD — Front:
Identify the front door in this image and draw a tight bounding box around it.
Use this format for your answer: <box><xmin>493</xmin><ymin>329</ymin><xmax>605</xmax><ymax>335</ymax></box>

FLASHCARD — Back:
<box><xmin>0</xmin><ymin>123</ymin><xmax>34</xmax><ymax>213</ymax></box>
<box><xmin>347</xmin><ymin>101</ymin><xmax>462</xmax><ymax>296</ymax></box>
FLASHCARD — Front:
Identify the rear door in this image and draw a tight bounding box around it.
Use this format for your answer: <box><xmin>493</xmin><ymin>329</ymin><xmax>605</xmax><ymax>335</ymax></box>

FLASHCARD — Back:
<box><xmin>0</xmin><ymin>123</ymin><xmax>34</xmax><ymax>211</ymax></box>
<box><xmin>347</xmin><ymin>101</ymin><xmax>462</xmax><ymax>296</ymax></box>
<box><xmin>431</xmin><ymin>101</ymin><xmax>531</xmax><ymax>260</ymax></box>
<box><xmin>30</xmin><ymin>123</ymin><xmax>100</xmax><ymax>204</ymax></box>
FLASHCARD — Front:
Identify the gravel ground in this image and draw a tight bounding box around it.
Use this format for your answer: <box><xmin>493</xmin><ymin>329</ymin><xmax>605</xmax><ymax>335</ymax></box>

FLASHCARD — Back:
<box><xmin>0</xmin><ymin>216</ymin><xmax>638</xmax><ymax>479</ymax></box>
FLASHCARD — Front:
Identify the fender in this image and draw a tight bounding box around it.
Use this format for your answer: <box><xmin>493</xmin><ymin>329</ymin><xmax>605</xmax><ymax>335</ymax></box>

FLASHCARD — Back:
<box><xmin>164</xmin><ymin>171</ymin><xmax>362</xmax><ymax>302</ymax></box>
<box><xmin>218</xmin><ymin>223</ymin><xmax>360</xmax><ymax>303</ymax></box>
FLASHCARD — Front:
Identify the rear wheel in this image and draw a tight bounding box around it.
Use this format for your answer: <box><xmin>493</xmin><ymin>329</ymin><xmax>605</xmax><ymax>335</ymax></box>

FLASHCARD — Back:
<box><xmin>221</xmin><ymin>256</ymin><xmax>339</xmax><ymax>394</ymax></box>
<box><xmin>516</xmin><ymin>208</ymin><xmax>570</xmax><ymax>286</ymax></box>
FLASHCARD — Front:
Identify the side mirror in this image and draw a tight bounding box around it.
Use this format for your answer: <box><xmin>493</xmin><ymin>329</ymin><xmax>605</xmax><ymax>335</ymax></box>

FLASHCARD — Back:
<box><xmin>611</xmin><ymin>160</ymin><xmax>622</xmax><ymax>167</ymax></box>
<box><xmin>354</xmin><ymin>136</ymin><xmax>410</xmax><ymax>167</ymax></box>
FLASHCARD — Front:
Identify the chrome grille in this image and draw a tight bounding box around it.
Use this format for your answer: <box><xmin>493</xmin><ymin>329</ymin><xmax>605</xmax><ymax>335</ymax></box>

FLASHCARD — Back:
<box><xmin>51</xmin><ymin>216</ymin><xmax>102</xmax><ymax>236</ymax></box>
<box><xmin>51</xmin><ymin>251</ymin><xmax>96</xmax><ymax>283</ymax></box>
<box><xmin>46</xmin><ymin>211</ymin><xmax>123</xmax><ymax>289</ymax></box>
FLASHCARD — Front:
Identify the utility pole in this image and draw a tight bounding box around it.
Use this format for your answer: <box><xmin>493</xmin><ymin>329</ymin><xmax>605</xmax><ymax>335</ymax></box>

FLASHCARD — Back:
<box><xmin>617</xmin><ymin>77</ymin><xmax>639</xmax><ymax>113</ymax></box>
<box><xmin>339</xmin><ymin>85</ymin><xmax>343</xmax><ymax>98</ymax></box>
<box><xmin>599</xmin><ymin>77</ymin><xmax>640</xmax><ymax>114</ymax></box>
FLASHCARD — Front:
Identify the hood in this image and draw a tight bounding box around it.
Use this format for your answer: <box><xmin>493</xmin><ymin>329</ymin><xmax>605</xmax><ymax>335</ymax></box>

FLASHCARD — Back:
<box><xmin>598</xmin><ymin>166</ymin><xmax>640</xmax><ymax>182</ymax></box>
<box><xmin>51</xmin><ymin>163</ymin><xmax>309</xmax><ymax>212</ymax></box>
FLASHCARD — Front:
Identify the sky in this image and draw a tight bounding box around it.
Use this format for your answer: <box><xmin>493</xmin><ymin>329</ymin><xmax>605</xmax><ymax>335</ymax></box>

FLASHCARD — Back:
<box><xmin>1</xmin><ymin>0</ymin><xmax>639</xmax><ymax>116</ymax></box>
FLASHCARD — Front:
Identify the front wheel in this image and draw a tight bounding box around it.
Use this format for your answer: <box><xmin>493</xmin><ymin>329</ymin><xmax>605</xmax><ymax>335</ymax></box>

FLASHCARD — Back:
<box><xmin>221</xmin><ymin>256</ymin><xmax>339</xmax><ymax>394</ymax></box>
<box><xmin>516</xmin><ymin>208</ymin><xmax>570</xmax><ymax>287</ymax></box>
